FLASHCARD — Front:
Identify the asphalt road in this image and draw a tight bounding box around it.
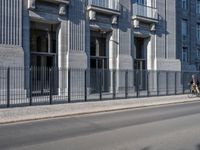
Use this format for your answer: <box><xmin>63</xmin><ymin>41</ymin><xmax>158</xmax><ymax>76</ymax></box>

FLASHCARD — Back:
<box><xmin>1</xmin><ymin>101</ymin><xmax>200</xmax><ymax>150</ymax></box>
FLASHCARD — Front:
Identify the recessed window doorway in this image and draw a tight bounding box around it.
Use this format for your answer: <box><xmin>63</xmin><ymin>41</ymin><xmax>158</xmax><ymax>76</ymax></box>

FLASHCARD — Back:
<box><xmin>30</xmin><ymin>21</ymin><xmax>59</xmax><ymax>95</ymax></box>
<box><xmin>90</xmin><ymin>31</ymin><xmax>109</xmax><ymax>93</ymax></box>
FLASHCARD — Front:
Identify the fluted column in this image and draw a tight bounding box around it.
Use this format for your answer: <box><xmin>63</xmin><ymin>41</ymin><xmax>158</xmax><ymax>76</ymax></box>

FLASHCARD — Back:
<box><xmin>0</xmin><ymin>0</ymin><xmax>22</xmax><ymax>46</ymax></box>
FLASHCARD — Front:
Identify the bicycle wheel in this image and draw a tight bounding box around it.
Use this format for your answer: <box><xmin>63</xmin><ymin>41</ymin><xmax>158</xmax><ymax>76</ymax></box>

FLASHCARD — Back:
<box><xmin>187</xmin><ymin>89</ymin><xmax>196</xmax><ymax>98</ymax></box>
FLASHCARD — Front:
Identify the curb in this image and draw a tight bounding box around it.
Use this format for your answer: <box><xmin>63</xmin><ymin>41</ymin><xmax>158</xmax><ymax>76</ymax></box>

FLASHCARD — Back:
<box><xmin>0</xmin><ymin>95</ymin><xmax>200</xmax><ymax>124</ymax></box>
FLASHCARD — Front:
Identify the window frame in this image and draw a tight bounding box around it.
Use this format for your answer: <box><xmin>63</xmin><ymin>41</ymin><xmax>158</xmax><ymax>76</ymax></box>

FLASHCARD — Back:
<box><xmin>182</xmin><ymin>0</ymin><xmax>188</xmax><ymax>10</ymax></box>
<box><xmin>181</xmin><ymin>19</ymin><xmax>188</xmax><ymax>38</ymax></box>
<box><xmin>182</xmin><ymin>47</ymin><xmax>188</xmax><ymax>63</ymax></box>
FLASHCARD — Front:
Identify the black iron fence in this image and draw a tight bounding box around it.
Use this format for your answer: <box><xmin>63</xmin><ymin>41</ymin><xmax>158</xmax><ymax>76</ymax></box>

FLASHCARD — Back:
<box><xmin>0</xmin><ymin>66</ymin><xmax>198</xmax><ymax>108</ymax></box>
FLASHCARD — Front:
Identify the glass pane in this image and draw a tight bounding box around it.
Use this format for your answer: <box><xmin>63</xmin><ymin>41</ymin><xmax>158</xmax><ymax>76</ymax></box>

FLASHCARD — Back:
<box><xmin>90</xmin><ymin>37</ymin><xmax>96</xmax><ymax>56</ymax></box>
<box><xmin>135</xmin><ymin>37</ymin><xmax>144</xmax><ymax>59</ymax></box>
<box><xmin>30</xmin><ymin>29</ymin><xmax>48</xmax><ymax>53</ymax></box>
<box><xmin>104</xmin><ymin>58</ymin><xmax>108</xmax><ymax>69</ymax></box>
<box><xmin>90</xmin><ymin>59</ymin><xmax>97</xmax><ymax>69</ymax></box>
<box><xmin>30</xmin><ymin>22</ymin><xmax>58</xmax><ymax>54</ymax></box>
<box><xmin>98</xmin><ymin>59</ymin><xmax>103</xmax><ymax>69</ymax></box>
<box><xmin>37</xmin><ymin>32</ymin><xmax>48</xmax><ymax>53</ymax></box>
<box><xmin>99</xmin><ymin>37</ymin><xmax>106</xmax><ymax>57</ymax></box>
<box><xmin>51</xmin><ymin>31</ymin><xmax>57</xmax><ymax>53</ymax></box>
<box><xmin>47</xmin><ymin>56</ymin><xmax>54</xmax><ymax>67</ymax></box>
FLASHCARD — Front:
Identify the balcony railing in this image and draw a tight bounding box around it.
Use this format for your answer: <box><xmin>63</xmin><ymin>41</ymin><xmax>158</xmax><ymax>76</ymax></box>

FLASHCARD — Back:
<box><xmin>88</xmin><ymin>0</ymin><xmax>119</xmax><ymax>11</ymax></box>
<box><xmin>132</xmin><ymin>3</ymin><xmax>158</xmax><ymax>20</ymax></box>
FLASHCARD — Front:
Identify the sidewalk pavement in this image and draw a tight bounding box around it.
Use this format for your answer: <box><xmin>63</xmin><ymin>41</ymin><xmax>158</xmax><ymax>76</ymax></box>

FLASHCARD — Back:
<box><xmin>0</xmin><ymin>95</ymin><xmax>200</xmax><ymax>124</ymax></box>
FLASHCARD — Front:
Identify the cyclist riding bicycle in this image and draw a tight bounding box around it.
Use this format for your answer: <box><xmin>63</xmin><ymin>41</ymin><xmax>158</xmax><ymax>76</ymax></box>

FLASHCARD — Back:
<box><xmin>189</xmin><ymin>74</ymin><xmax>200</xmax><ymax>94</ymax></box>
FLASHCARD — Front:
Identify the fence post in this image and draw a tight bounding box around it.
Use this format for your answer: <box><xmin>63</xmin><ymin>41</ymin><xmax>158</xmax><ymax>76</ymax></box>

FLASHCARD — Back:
<box><xmin>7</xmin><ymin>67</ymin><xmax>10</xmax><ymax>108</ymax></box>
<box><xmin>68</xmin><ymin>69</ymin><xmax>71</xmax><ymax>103</ymax></box>
<box><xmin>113</xmin><ymin>70</ymin><xmax>116</xmax><ymax>99</ymax></box>
<box><xmin>125</xmin><ymin>70</ymin><xmax>128</xmax><ymax>99</ymax></box>
<box><xmin>41</xmin><ymin>67</ymin><xmax>44</xmax><ymax>95</ymax></box>
<box><xmin>147</xmin><ymin>71</ymin><xmax>149</xmax><ymax>97</ymax></box>
<box><xmin>99</xmin><ymin>70</ymin><xmax>102</xmax><ymax>100</ymax></box>
<box><xmin>84</xmin><ymin>70</ymin><xmax>87</xmax><ymax>102</ymax></box>
<box><xmin>166</xmin><ymin>72</ymin><xmax>169</xmax><ymax>95</ymax></box>
<box><xmin>29</xmin><ymin>67</ymin><xmax>32</xmax><ymax>106</ymax></box>
<box><xmin>157</xmin><ymin>71</ymin><xmax>159</xmax><ymax>96</ymax></box>
<box><xmin>175</xmin><ymin>72</ymin><xmax>177</xmax><ymax>95</ymax></box>
<box><xmin>49</xmin><ymin>68</ymin><xmax>53</xmax><ymax>104</ymax></box>
<box><xmin>182</xmin><ymin>71</ymin><xmax>184</xmax><ymax>94</ymax></box>
<box><xmin>136</xmin><ymin>70</ymin><xmax>139</xmax><ymax>98</ymax></box>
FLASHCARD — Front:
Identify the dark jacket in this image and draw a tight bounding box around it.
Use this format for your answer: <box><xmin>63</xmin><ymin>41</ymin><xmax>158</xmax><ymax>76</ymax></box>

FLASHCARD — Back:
<box><xmin>190</xmin><ymin>79</ymin><xmax>200</xmax><ymax>86</ymax></box>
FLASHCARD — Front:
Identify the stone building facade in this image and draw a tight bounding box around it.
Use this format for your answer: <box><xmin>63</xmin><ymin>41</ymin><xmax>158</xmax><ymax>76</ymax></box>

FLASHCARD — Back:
<box><xmin>176</xmin><ymin>0</ymin><xmax>200</xmax><ymax>71</ymax></box>
<box><xmin>0</xmin><ymin>0</ymin><xmax>194</xmax><ymax>98</ymax></box>
<box><xmin>0</xmin><ymin>0</ymin><xmax>182</xmax><ymax>71</ymax></box>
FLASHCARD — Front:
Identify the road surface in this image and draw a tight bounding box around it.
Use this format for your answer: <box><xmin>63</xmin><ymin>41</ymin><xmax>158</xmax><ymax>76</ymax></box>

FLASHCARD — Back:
<box><xmin>1</xmin><ymin>101</ymin><xmax>200</xmax><ymax>150</ymax></box>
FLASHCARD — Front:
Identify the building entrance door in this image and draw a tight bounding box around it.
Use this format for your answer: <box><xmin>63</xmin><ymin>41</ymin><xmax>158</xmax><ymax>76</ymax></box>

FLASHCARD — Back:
<box><xmin>134</xmin><ymin>37</ymin><xmax>147</xmax><ymax>90</ymax></box>
<box><xmin>31</xmin><ymin>55</ymin><xmax>56</xmax><ymax>95</ymax></box>
<box><xmin>90</xmin><ymin>31</ymin><xmax>109</xmax><ymax>93</ymax></box>
<box><xmin>30</xmin><ymin>21</ymin><xmax>58</xmax><ymax>95</ymax></box>
<box><xmin>134</xmin><ymin>59</ymin><xmax>146</xmax><ymax>70</ymax></box>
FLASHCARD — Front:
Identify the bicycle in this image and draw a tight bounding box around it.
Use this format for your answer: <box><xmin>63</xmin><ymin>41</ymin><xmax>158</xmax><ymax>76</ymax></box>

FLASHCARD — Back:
<box><xmin>187</xmin><ymin>84</ymin><xmax>200</xmax><ymax>98</ymax></box>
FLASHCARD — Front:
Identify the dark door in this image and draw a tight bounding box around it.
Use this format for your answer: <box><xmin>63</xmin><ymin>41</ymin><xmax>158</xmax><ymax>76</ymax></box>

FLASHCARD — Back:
<box><xmin>31</xmin><ymin>55</ymin><xmax>56</xmax><ymax>95</ymax></box>
<box><xmin>90</xmin><ymin>32</ymin><xmax>109</xmax><ymax>93</ymax></box>
<box><xmin>134</xmin><ymin>37</ymin><xmax>147</xmax><ymax>90</ymax></box>
<box><xmin>30</xmin><ymin>22</ymin><xmax>58</xmax><ymax>96</ymax></box>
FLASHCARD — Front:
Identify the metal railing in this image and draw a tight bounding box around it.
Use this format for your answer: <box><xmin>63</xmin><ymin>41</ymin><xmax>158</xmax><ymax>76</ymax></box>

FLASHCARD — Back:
<box><xmin>0</xmin><ymin>66</ymin><xmax>198</xmax><ymax>108</ymax></box>
<box><xmin>132</xmin><ymin>3</ymin><xmax>158</xmax><ymax>20</ymax></box>
<box><xmin>88</xmin><ymin>0</ymin><xmax>119</xmax><ymax>11</ymax></box>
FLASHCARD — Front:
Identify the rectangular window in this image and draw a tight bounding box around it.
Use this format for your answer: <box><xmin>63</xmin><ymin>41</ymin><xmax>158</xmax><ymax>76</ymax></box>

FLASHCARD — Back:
<box><xmin>197</xmin><ymin>64</ymin><xmax>200</xmax><ymax>71</ymax></box>
<box><xmin>197</xmin><ymin>0</ymin><xmax>200</xmax><ymax>14</ymax></box>
<box><xmin>197</xmin><ymin>23</ymin><xmax>200</xmax><ymax>42</ymax></box>
<box><xmin>133</xmin><ymin>0</ymin><xmax>156</xmax><ymax>7</ymax></box>
<box><xmin>181</xmin><ymin>19</ymin><xmax>188</xmax><ymax>38</ymax></box>
<box><xmin>133</xmin><ymin>0</ymin><xmax>146</xmax><ymax>5</ymax></box>
<box><xmin>182</xmin><ymin>0</ymin><xmax>188</xmax><ymax>10</ymax></box>
<box><xmin>182</xmin><ymin>47</ymin><xmax>188</xmax><ymax>62</ymax></box>
<box><xmin>197</xmin><ymin>48</ymin><xmax>200</xmax><ymax>57</ymax></box>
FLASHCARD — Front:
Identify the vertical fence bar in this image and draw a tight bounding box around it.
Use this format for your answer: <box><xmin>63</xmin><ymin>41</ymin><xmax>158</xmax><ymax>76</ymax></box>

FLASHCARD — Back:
<box><xmin>41</xmin><ymin>67</ymin><xmax>44</xmax><ymax>95</ymax></box>
<box><xmin>29</xmin><ymin>67</ymin><xmax>32</xmax><ymax>106</ymax></box>
<box><xmin>99</xmin><ymin>70</ymin><xmax>102</xmax><ymax>100</ymax></box>
<box><xmin>166</xmin><ymin>72</ymin><xmax>168</xmax><ymax>95</ymax></box>
<box><xmin>125</xmin><ymin>70</ymin><xmax>128</xmax><ymax>99</ymax></box>
<box><xmin>175</xmin><ymin>72</ymin><xmax>177</xmax><ymax>95</ymax></box>
<box><xmin>7</xmin><ymin>67</ymin><xmax>10</xmax><ymax>108</ymax></box>
<box><xmin>49</xmin><ymin>68</ymin><xmax>52</xmax><ymax>104</ymax></box>
<box><xmin>136</xmin><ymin>70</ymin><xmax>139</xmax><ymax>98</ymax></box>
<box><xmin>182</xmin><ymin>71</ymin><xmax>184</xmax><ymax>94</ymax></box>
<box><xmin>157</xmin><ymin>71</ymin><xmax>159</xmax><ymax>96</ymax></box>
<box><xmin>147</xmin><ymin>71</ymin><xmax>149</xmax><ymax>97</ymax></box>
<box><xmin>68</xmin><ymin>69</ymin><xmax>71</xmax><ymax>103</ymax></box>
<box><xmin>84</xmin><ymin>70</ymin><xmax>87</xmax><ymax>102</ymax></box>
<box><xmin>113</xmin><ymin>70</ymin><xmax>116</xmax><ymax>99</ymax></box>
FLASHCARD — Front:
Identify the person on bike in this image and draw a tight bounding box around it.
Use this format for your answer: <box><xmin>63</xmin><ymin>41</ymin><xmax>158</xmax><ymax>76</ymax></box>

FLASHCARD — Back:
<box><xmin>190</xmin><ymin>74</ymin><xmax>200</xmax><ymax>94</ymax></box>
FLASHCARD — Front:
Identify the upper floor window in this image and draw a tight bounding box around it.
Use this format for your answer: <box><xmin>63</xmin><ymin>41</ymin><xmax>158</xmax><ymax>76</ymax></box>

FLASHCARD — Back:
<box><xmin>88</xmin><ymin>0</ymin><xmax>119</xmax><ymax>10</ymax></box>
<box><xmin>181</xmin><ymin>19</ymin><xmax>188</xmax><ymax>37</ymax></box>
<box><xmin>197</xmin><ymin>0</ymin><xmax>200</xmax><ymax>14</ymax></box>
<box><xmin>197</xmin><ymin>23</ymin><xmax>200</xmax><ymax>42</ymax></box>
<box><xmin>134</xmin><ymin>0</ymin><xmax>146</xmax><ymax>5</ymax></box>
<box><xmin>197</xmin><ymin>48</ymin><xmax>200</xmax><ymax>57</ymax></box>
<box><xmin>133</xmin><ymin>0</ymin><xmax>156</xmax><ymax>7</ymax></box>
<box><xmin>182</xmin><ymin>47</ymin><xmax>188</xmax><ymax>63</ymax></box>
<box><xmin>182</xmin><ymin>0</ymin><xmax>188</xmax><ymax>10</ymax></box>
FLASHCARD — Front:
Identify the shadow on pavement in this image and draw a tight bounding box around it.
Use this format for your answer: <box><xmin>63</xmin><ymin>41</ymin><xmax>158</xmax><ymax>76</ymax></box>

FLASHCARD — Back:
<box><xmin>141</xmin><ymin>147</ymin><xmax>151</xmax><ymax>150</ymax></box>
<box><xmin>197</xmin><ymin>144</ymin><xmax>200</xmax><ymax>150</ymax></box>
